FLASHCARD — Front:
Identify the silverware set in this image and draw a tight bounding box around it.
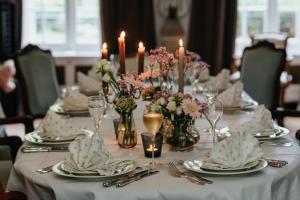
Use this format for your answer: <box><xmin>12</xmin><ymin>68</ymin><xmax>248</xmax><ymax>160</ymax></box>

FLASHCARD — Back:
<box><xmin>265</xmin><ymin>159</ymin><xmax>288</xmax><ymax>168</ymax></box>
<box><xmin>168</xmin><ymin>162</ymin><xmax>212</xmax><ymax>185</ymax></box>
<box><xmin>260</xmin><ymin>141</ymin><xmax>292</xmax><ymax>147</ymax></box>
<box><xmin>103</xmin><ymin>168</ymin><xmax>159</xmax><ymax>187</ymax></box>
<box><xmin>36</xmin><ymin>164</ymin><xmax>55</xmax><ymax>174</ymax></box>
<box><xmin>21</xmin><ymin>146</ymin><xmax>69</xmax><ymax>153</ymax></box>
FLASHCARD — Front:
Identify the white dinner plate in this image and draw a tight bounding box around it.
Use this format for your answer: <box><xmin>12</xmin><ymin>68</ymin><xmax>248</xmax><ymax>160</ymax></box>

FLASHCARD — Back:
<box><xmin>60</xmin><ymin>159</ymin><xmax>136</xmax><ymax>175</ymax></box>
<box><xmin>222</xmin><ymin>101</ymin><xmax>258</xmax><ymax>111</ymax></box>
<box><xmin>52</xmin><ymin>161</ymin><xmax>136</xmax><ymax>179</ymax></box>
<box><xmin>198</xmin><ymin>160</ymin><xmax>259</xmax><ymax>171</ymax></box>
<box><xmin>24</xmin><ymin>129</ymin><xmax>93</xmax><ymax>146</ymax></box>
<box><xmin>219</xmin><ymin>126</ymin><xmax>289</xmax><ymax>140</ymax></box>
<box><xmin>50</xmin><ymin>104</ymin><xmax>89</xmax><ymax>116</ymax></box>
<box><xmin>183</xmin><ymin>159</ymin><xmax>267</xmax><ymax>175</ymax></box>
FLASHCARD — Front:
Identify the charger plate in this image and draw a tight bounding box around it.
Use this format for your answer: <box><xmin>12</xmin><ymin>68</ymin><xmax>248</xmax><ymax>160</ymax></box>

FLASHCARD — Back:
<box><xmin>24</xmin><ymin>129</ymin><xmax>93</xmax><ymax>145</ymax></box>
<box><xmin>52</xmin><ymin>160</ymin><xmax>136</xmax><ymax>179</ymax></box>
<box><xmin>183</xmin><ymin>159</ymin><xmax>267</xmax><ymax>175</ymax></box>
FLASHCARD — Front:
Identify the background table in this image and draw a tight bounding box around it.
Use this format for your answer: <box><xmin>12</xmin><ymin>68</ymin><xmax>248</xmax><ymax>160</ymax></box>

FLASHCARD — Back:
<box><xmin>6</xmin><ymin>100</ymin><xmax>300</xmax><ymax>200</ymax></box>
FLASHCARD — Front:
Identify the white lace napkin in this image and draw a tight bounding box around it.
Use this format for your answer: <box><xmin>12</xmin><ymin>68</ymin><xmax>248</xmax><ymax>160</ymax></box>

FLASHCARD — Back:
<box><xmin>77</xmin><ymin>72</ymin><xmax>101</xmax><ymax>93</ymax></box>
<box><xmin>218</xmin><ymin>81</ymin><xmax>243</xmax><ymax>107</ymax></box>
<box><xmin>62</xmin><ymin>89</ymin><xmax>88</xmax><ymax>111</ymax></box>
<box><xmin>65</xmin><ymin>133</ymin><xmax>134</xmax><ymax>175</ymax></box>
<box><xmin>38</xmin><ymin>111</ymin><xmax>78</xmax><ymax>138</ymax></box>
<box><xmin>204</xmin><ymin>69</ymin><xmax>230</xmax><ymax>91</ymax></box>
<box><xmin>209</xmin><ymin>131</ymin><xmax>263</xmax><ymax>168</ymax></box>
<box><xmin>229</xmin><ymin>105</ymin><xmax>274</xmax><ymax>135</ymax></box>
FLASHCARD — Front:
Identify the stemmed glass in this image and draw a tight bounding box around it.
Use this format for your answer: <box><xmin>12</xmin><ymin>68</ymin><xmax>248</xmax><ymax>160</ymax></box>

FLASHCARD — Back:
<box><xmin>204</xmin><ymin>98</ymin><xmax>223</xmax><ymax>143</ymax></box>
<box><xmin>143</xmin><ymin>108</ymin><xmax>163</xmax><ymax>169</ymax></box>
<box><xmin>103</xmin><ymin>85</ymin><xmax>117</xmax><ymax>119</ymax></box>
<box><xmin>88</xmin><ymin>95</ymin><xmax>106</xmax><ymax>134</ymax></box>
<box><xmin>203</xmin><ymin>84</ymin><xmax>219</xmax><ymax>104</ymax></box>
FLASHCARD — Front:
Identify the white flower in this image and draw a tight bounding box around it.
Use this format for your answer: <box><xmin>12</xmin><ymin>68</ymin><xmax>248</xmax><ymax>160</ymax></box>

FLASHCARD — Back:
<box><xmin>102</xmin><ymin>73</ymin><xmax>111</xmax><ymax>82</ymax></box>
<box><xmin>100</xmin><ymin>59</ymin><xmax>109</xmax><ymax>66</ymax></box>
<box><xmin>168</xmin><ymin>96</ymin><xmax>175</xmax><ymax>101</ymax></box>
<box><xmin>176</xmin><ymin>106</ymin><xmax>182</xmax><ymax>115</ymax></box>
<box><xmin>103</xmin><ymin>64</ymin><xmax>111</xmax><ymax>72</ymax></box>
<box><xmin>166</xmin><ymin>101</ymin><xmax>176</xmax><ymax>112</ymax></box>
<box><xmin>158</xmin><ymin>97</ymin><xmax>166</xmax><ymax>105</ymax></box>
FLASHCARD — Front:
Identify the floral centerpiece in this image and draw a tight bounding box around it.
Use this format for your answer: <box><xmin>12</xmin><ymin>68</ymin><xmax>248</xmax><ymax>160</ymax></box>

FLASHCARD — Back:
<box><xmin>139</xmin><ymin>47</ymin><xmax>209</xmax><ymax>100</ymax></box>
<box><xmin>149</xmin><ymin>91</ymin><xmax>207</xmax><ymax>151</ymax></box>
<box><xmin>97</xmin><ymin>59</ymin><xmax>143</xmax><ymax>148</ymax></box>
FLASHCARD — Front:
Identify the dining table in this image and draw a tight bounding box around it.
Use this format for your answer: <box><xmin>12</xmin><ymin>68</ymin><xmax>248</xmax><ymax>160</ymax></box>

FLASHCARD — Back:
<box><xmin>6</xmin><ymin>96</ymin><xmax>300</xmax><ymax>200</ymax></box>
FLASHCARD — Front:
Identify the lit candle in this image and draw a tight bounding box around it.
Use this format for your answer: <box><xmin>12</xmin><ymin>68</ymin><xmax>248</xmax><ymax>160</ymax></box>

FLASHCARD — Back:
<box><xmin>146</xmin><ymin>144</ymin><xmax>158</xmax><ymax>152</ymax></box>
<box><xmin>101</xmin><ymin>43</ymin><xmax>109</xmax><ymax>96</ymax></box>
<box><xmin>101</xmin><ymin>43</ymin><xmax>108</xmax><ymax>59</ymax></box>
<box><xmin>178</xmin><ymin>39</ymin><xmax>185</xmax><ymax>93</ymax></box>
<box><xmin>118</xmin><ymin>31</ymin><xmax>126</xmax><ymax>75</ymax></box>
<box><xmin>138</xmin><ymin>42</ymin><xmax>145</xmax><ymax>74</ymax></box>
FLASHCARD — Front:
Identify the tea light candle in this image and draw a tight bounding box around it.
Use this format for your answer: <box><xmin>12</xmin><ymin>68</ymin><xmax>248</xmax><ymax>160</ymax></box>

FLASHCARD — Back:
<box><xmin>141</xmin><ymin>132</ymin><xmax>163</xmax><ymax>158</ymax></box>
<box><xmin>146</xmin><ymin>144</ymin><xmax>158</xmax><ymax>152</ymax></box>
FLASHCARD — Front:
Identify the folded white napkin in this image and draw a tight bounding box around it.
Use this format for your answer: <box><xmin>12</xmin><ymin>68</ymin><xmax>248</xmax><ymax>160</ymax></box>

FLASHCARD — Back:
<box><xmin>88</xmin><ymin>65</ymin><xmax>102</xmax><ymax>81</ymax></box>
<box><xmin>77</xmin><ymin>72</ymin><xmax>101</xmax><ymax>93</ymax></box>
<box><xmin>229</xmin><ymin>105</ymin><xmax>274</xmax><ymax>135</ymax></box>
<box><xmin>209</xmin><ymin>131</ymin><xmax>263</xmax><ymax>168</ymax></box>
<box><xmin>198</xmin><ymin>67</ymin><xmax>210</xmax><ymax>82</ymax></box>
<box><xmin>218</xmin><ymin>81</ymin><xmax>243</xmax><ymax>107</ymax></box>
<box><xmin>204</xmin><ymin>69</ymin><xmax>230</xmax><ymax>91</ymax></box>
<box><xmin>38</xmin><ymin>111</ymin><xmax>77</xmax><ymax>138</ymax></box>
<box><xmin>63</xmin><ymin>89</ymin><xmax>88</xmax><ymax>111</ymax></box>
<box><xmin>65</xmin><ymin>133</ymin><xmax>133</xmax><ymax>175</ymax></box>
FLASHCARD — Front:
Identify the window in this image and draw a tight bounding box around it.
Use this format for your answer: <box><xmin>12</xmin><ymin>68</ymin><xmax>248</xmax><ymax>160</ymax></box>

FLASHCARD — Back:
<box><xmin>236</xmin><ymin>0</ymin><xmax>300</xmax><ymax>57</ymax></box>
<box><xmin>22</xmin><ymin>0</ymin><xmax>100</xmax><ymax>55</ymax></box>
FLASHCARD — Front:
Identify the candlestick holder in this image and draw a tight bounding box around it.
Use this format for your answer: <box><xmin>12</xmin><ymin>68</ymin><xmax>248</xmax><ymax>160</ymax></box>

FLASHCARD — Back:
<box><xmin>141</xmin><ymin>132</ymin><xmax>163</xmax><ymax>158</ymax></box>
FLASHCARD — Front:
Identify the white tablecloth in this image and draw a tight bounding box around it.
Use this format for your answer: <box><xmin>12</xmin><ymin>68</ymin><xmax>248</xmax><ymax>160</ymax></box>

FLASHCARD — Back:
<box><xmin>6</xmin><ymin>100</ymin><xmax>300</xmax><ymax>200</ymax></box>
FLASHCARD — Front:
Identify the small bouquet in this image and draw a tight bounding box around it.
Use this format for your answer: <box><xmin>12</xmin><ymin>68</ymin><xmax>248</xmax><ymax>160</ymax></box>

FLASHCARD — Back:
<box><xmin>149</xmin><ymin>91</ymin><xmax>207</xmax><ymax>150</ymax></box>
<box><xmin>97</xmin><ymin>59</ymin><xmax>143</xmax><ymax>99</ymax></box>
<box><xmin>149</xmin><ymin>91</ymin><xmax>207</xmax><ymax>122</ymax></box>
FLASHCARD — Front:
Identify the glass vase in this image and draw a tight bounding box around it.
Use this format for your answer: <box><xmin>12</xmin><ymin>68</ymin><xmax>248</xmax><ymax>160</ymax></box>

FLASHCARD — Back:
<box><xmin>117</xmin><ymin>112</ymin><xmax>137</xmax><ymax>148</ymax></box>
<box><xmin>160</xmin><ymin>75</ymin><xmax>172</xmax><ymax>91</ymax></box>
<box><xmin>167</xmin><ymin>120</ymin><xmax>200</xmax><ymax>151</ymax></box>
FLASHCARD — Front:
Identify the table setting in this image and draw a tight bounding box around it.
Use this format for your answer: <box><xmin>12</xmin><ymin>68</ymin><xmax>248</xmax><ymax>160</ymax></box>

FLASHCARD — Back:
<box><xmin>6</xmin><ymin>31</ymin><xmax>300</xmax><ymax>200</ymax></box>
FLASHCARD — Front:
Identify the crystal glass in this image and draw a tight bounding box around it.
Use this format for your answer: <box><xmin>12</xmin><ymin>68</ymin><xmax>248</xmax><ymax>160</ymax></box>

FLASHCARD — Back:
<box><xmin>142</xmin><ymin>108</ymin><xmax>163</xmax><ymax>169</ymax></box>
<box><xmin>88</xmin><ymin>95</ymin><xmax>106</xmax><ymax>134</ymax></box>
<box><xmin>103</xmin><ymin>84</ymin><xmax>117</xmax><ymax>119</ymax></box>
<box><xmin>203</xmin><ymin>84</ymin><xmax>219</xmax><ymax>104</ymax></box>
<box><xmin>204</xmin><ymin>98</ymin><xmax>223</xmax><ymax>143</ymax></box>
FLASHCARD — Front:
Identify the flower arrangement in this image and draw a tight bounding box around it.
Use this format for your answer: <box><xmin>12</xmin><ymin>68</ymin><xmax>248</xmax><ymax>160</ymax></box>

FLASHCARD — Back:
<box><xmin>97</xmin><ymin>59</ymin><xmax>143</xmax><ymax>100</ymax></box>
<box><xmin>149</xmin><ymin>91</ymin><xmax>207</xmax><ymax>122</ymax></box>
<box><xmin>148</xmin><ymin>91</ymin><xmax>207</xmax><ymax>150</ymax></box>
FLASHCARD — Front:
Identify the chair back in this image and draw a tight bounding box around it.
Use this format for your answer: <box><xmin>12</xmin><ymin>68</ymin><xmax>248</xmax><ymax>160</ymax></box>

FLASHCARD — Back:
<box><xmin>240</xmin><ymin>41</ymin><xmax>286</xmax><ymax>111</ymax></box>
<box><xmin>250</xmin><ymin>32</ymin><xmax>289</xmax><ymax>50</ymax></box>
<box><xmin>15</xmin><ymin>44</ymin><xmax>59</xmax><ymax>115</ymax></box>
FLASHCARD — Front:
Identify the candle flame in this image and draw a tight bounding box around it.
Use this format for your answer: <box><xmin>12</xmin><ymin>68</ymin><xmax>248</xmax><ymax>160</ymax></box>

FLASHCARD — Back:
<box><xmin>139</xmin><ymin>42</ymin><xmax>144</xmax><ymax>48</ymax></box>
<box><xmin>102</xmin><ymin>43</ymin><xmax>107</xmax><ymax>49</ymax></box>
<box><xmin>179</xmin><ymin>39</ymin><xmax>183</xmax><ymax>47</ymax></box>
<box><xmin>120</xmin><ymin>31</ymin><xmax>125</xmax><ymax>38</ymax></box>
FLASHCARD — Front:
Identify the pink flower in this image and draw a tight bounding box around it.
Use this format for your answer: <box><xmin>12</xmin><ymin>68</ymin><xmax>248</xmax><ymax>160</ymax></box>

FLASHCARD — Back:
<box><xmin>123</xmin><ymin>73</ymin><xmax>144</xmax><ymax>88</ymax></box>
<box><xmin>182</xmin><ymin>98</ymin><xmax>201</xmax><ymax>119</ymax></box>
<box><xmin>138</xmin><ymin>68</ymin><xmax>160</xmax><ymax>80</ymax></box>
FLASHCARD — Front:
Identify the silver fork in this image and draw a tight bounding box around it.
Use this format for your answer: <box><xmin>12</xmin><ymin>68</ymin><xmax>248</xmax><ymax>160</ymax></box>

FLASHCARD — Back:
<box><xmin>36</xmin><ymin>164</ymin><xmax>54</xmax><ymax>174</ymax></box>
<box><xmin>168</xmin><ymin>162</ymin><xmax>205</xmax><ymax>185</ymax></box>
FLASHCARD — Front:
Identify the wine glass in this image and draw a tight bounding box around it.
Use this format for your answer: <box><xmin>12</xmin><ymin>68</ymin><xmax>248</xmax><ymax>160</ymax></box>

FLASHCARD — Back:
<box><xmin>204</xmin><ymin>98</ymin><xmax>223</xmax><ymax>143</ymax></box>
<box><xmin>102</xmin><ymin>84</ymin><xmax>117</xmax><ymax>119</ymax></box>
<box><xmin>143</xmin><ymin>108</ymin><xmax>163</xmax><ymax>169</ymax></box>
<box><xmin>203</xmin><ymin>84</ymin><xmax>219</xmax><ymax>104</ymax></box>
<box><xmin>88</xmin><ymin>95</ymin><xmax>106</xmax><ymax>134</ymax></box>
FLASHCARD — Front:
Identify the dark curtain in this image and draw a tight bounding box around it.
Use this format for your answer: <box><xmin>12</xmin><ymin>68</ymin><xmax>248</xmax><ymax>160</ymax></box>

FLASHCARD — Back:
<box><xmin>187</xmin><ymin>0</ymin><xmax>237</xmax><ymax>75</ymax></box>
<box><xmin>0</xmin><ymin>0</ymin><xmax>22</xmax><ymax>62</ymax></box>
<box><xmin>100</xmin><ymin>0</ymin><xmax>156</xmax><ymax>55</ymax></box>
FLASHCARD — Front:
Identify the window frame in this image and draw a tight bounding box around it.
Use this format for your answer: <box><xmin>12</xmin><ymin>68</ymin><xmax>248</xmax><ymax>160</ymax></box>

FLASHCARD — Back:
<box><xmin>22</xmin><ymin>0</ymin><xmax>101</xmax><ymax>54</ymax></box>
<box><xmin>235</xmin><ymin>0</ymin><xmax>300</xmax><ymax>58</ymax></box>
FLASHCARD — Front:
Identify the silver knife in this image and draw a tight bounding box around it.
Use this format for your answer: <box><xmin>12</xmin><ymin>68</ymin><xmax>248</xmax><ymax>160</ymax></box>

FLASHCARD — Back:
<box><xmin>116</xmin><ymin>170</ymin><xmax>159</xmax><ymax>187</ymax></box>
<box><xmin>21</xmin><ymin>146</ymin><xmax>68</xmax><ymax>153</ymax></box>
<box><xmin>103</xmin><ymin>169</ymin><xmax>149</xmax><ymax>187</ymax></box>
